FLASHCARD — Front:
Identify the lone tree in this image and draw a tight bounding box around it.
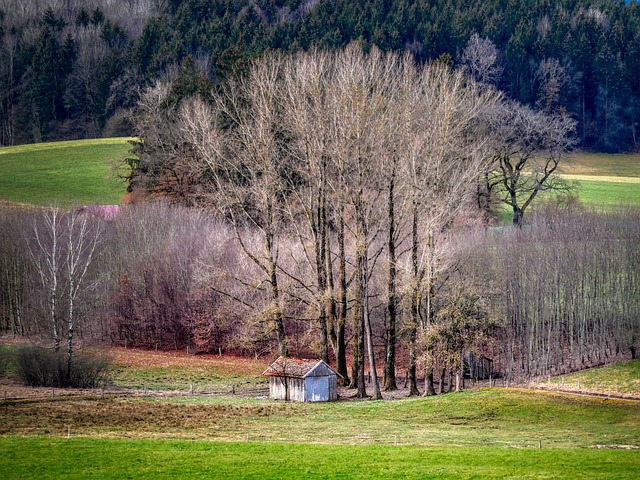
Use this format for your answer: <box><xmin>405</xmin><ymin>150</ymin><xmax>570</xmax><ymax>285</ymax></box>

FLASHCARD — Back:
<box><xmin>482</xmin><ymin>101</ymin><xmax>576</xmax><ymax>227</ymax></box>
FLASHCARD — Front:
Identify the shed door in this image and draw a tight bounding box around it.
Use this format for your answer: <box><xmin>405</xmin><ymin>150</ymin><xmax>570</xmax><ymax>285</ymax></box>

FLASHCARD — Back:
<box><xmin>306</xmin><ymin>376</ymin><xmax>329</xmax><ymax>402</ymax></box>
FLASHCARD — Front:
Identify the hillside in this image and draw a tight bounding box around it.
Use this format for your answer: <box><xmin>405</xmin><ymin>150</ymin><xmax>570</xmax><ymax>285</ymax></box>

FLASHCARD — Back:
<box><xmin>1</xmin><ymin>0</ymin><xmax>639</xmax><ymax>152</ymax></box>
<box><xmin>0</xmin><ymin>138</ymin><xmax>132</xmax><ymax>208</ymax></box>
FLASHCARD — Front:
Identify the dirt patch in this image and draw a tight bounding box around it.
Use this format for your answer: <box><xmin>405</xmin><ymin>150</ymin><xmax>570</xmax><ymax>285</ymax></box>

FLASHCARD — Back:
<box><xmin>0</xmin><ymin>396</ymin><xmax>296</xmax><ymax>438</ymax></box>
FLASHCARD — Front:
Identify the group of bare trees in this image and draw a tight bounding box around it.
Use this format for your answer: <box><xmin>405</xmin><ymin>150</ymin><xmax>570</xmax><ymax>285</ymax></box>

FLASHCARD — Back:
<box><xmin>1</xmin><ymin>203</ymin><xmax>638</xmax><ymax>391</ymax></box>
<box><xmin>130</xmin><ymin>44</ymin><xmax>514</xmax><ymax>397</ymax></box>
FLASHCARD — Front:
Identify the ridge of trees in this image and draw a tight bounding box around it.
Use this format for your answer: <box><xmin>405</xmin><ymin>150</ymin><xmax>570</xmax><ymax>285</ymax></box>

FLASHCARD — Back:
<box><xmin>1</xmin><ymin>0</ymin><xmax>640</xmax><ymax>151</ymax></box>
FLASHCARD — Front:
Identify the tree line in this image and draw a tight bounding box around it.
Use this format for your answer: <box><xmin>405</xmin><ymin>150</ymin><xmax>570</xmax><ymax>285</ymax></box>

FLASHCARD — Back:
<box><xmin>1</xmin><ymin>204</ymin><xmax>638</xmax><ymax>393</ymax></box>
<box><xmin>1</xmin><ymin>0</ymin><xmax>640</xmax><ymax>151</ymax></box>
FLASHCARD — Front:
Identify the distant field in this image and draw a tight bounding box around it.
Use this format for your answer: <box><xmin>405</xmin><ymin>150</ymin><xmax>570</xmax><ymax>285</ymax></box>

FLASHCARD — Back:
<box><xmin>0</xmin><ymin>138</ymin><xmax>133</xmax><ymax>208</ymax></box>
<box><xmin>559</xmin><ymin>152</ymin><xmax>640</xmax><ymax>207</ymax></box>
<box><xmin>0</xmin><ymin>140</ymin><xmax>637</xmax><ymax>210</ymax></box>
<box><xmin>562</xmin><ymin>152</ymin><xmax>640</xmax><ymax>177</ymax></box>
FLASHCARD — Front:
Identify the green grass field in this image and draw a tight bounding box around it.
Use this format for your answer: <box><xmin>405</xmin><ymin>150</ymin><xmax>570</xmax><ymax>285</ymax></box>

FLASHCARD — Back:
<box><xmin>0</xmin><ymin>438</ymin><xmax>638</xmax><ymax>479</ymax></box>
<box><xmin>0</xmin><ymin>138</ymin><xmax>133</xmax><ymax>207</ymax></box>
<box><xmin>0</xmin><ymin>139</ymin><xmax>637</xmax><ymax>211</ymax></box>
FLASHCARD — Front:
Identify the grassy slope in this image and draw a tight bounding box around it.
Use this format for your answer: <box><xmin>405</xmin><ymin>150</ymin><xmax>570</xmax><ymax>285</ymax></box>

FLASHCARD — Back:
<box><xmin>1</xmin><ymin>389</ymin><xmax>638</xmax><ymax>447</ymax></box>
<box><xmin>537</xmin><ymin>360</ymin><xmax>640</xmax><ymax>396</ymax></box>
<box><xmin>0</xmin><ymin>138</ymin><xmax>133</xmax><ymax>207</ymax></box>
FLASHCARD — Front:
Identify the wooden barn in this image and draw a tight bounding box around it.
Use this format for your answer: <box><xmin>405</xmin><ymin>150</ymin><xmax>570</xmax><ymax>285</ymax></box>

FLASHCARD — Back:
<box><xmin>262</xmin><ymin>356</ymin><xmax>340</xmax><ymax>402</ymax></box>
<box><xmin>464</xmin><ymin>352</ymin><xmax>493</xmax><ymax>380</ymax></box>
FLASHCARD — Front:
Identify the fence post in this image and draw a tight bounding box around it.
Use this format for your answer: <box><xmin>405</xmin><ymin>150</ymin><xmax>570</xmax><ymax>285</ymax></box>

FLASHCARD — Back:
<box><xmin>52</xmin><ymin>388</ymin><xmax>54</xmax><ymax>399</ymax></box>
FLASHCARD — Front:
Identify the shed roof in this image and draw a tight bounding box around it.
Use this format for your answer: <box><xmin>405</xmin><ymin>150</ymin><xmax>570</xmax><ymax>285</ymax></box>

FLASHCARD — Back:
<box><xmin>262</xmin><ymin>356</ymin><xmax>340</xmax><ymax>379</ymax></box>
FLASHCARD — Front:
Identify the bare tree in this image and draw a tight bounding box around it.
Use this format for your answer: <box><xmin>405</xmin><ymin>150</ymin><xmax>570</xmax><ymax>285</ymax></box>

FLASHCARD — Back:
<box><xmin>400</xmin><ymin>63</ymin><xmax>499</xmax><ymax>395</ymax></box>
<box><xmin>483</xmin><ymin>101</ymin><xmax>577</xmax><ymax>227</ymax></box>
<box><xmin>535</xmin><ymin>58</ymin><xmax>569</xmax><ymax>114</ymax></box>
<box><xmin>179</xmin><ymin>55</ymin><xmax>291</xmax><ymax>356</ymax></box>
<box><xmin>29</xmin><ymin>208</ymin><xmax>101</xmax><ymax>378</ymax></box>
<box><xmin>459</xmin><ymin>33</ymin><xmax>503</xmax><ymax>89</ymax></box>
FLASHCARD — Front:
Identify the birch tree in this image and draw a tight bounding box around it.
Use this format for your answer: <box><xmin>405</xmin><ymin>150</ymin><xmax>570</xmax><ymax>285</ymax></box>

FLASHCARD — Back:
<box><xmin>29</xmin><ymin>208</ymin><xmax>101</xmax><ymax>380</ymax></box>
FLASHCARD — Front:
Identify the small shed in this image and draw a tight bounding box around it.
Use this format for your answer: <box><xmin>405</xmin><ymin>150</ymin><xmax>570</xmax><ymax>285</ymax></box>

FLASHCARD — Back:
<box><xmin>464</xmin><ymin>352</ymin><xmax>493</xmax><ymax>380</ymax></box>
<box><xmin>263</xmin><ymin>356</ymin><xmax>340</xmax><ymax>402</ymax></box>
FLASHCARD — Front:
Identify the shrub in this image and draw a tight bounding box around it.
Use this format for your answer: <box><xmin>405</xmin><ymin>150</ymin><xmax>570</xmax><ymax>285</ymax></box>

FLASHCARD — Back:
<box><xmin>15</xmin><ymin>346</ymin><xmax>111</xmax><ymax>388</ymax></box>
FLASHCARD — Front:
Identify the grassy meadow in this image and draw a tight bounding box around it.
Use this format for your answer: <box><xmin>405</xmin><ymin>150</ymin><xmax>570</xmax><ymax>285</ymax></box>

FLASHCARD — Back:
<box><xmin>1</xmin><ymin>438</ymin><xmax>638</xmax><ymax>479</ymax></box>
<box><xmin>1</xmin><ymin>346</ymin><xmax>639</xmax><ymax>478</ymax></box>
<box><xmin>0</xmin><ymin>138</ymin><xmax>638</xmax><ymax>211</ymax></box>
<box><xmin>0</xmin><ymin>138</ymin><xmax>133</xmax><ymax>207</ymax></box>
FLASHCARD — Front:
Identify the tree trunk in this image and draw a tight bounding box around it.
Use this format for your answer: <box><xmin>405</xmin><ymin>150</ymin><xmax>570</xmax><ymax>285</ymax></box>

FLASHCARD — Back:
<box><xmin>383</xmin><ymin>172</ymin><xmax>398</xmax><ymax>391</ymax></box>
<box><xmin>424</xmin><ymin>368</ymin><xmax>437</xmax><ymax>396</ymax></box>
<box><xmin>407</xmin><ymin>204</ymin><xmax>421</xmax><ymax>396</ymax></box>
<box><xmin>315</xmin><ymin>197</ymin><xmax>329</xmax><ymax>363</ymax></box>
<box><xmin>335</xmin><ymin>211</ymin><xmax>349</xmax><ymax>384</ymax></box>
<box><xmin>266</xmin><ymin>203</ymin><xmax>287</xmax><ymax>356</ymax></box>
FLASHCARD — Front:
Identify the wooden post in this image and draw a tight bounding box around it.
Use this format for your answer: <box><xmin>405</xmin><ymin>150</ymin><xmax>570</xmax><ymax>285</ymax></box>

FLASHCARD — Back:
<box><xmin>538</xmin><ymin>439</ymin><xmax>542</xmax><ymax>449</ymax></box>
<box><xmin>577</xmin><ymin>379</ymin><xmax>580</xmax><ymax>389</ymax></box>
<box><xmin>52</xmin><ymin>388</ymin><xmax>55</xmax><ymax>399</ymax></box>
<box><xmin>189</xmin><ymin>383</ymin><xmax>193</xmax><ymax>396</ymax></box>
<box><xmin>394</xmin><ymin>435</ymin><xmax>397</xmax><ymax>446</ymax></box>
<box><xmin>67</xmin><ymin>425</ymin><xmax>71</xmax><ymax>439</ymax></box>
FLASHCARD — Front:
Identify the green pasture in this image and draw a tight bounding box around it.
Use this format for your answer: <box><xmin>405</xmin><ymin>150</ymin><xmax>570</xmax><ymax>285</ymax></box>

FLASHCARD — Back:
<box><xmin>110</xmin><ymin>364</ymin><xmax>265</xmax><ymax>391</ymax></box>
<box><xmin>539</xmin><ymin>360</ymin><xmax>640</xmax><ymax>396</ymax></box>
<box><xmin>0</xmin><ymin>437</ymin><xmax>638</xmax><ymax>479</ymax></box>
<box><xmin>0</xmin><ymin>138</ymin><xmax>133</xmax><ymax>207</ymax></box>
<box><xmin>2</xmin><ymin>347</ymin><xmax>639</xmax><ymax>478</ymax></box>
<box><xmin>571</xmin><ymin>179</ymin><xmax>640</xmax><ymax>207</ymax></box>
